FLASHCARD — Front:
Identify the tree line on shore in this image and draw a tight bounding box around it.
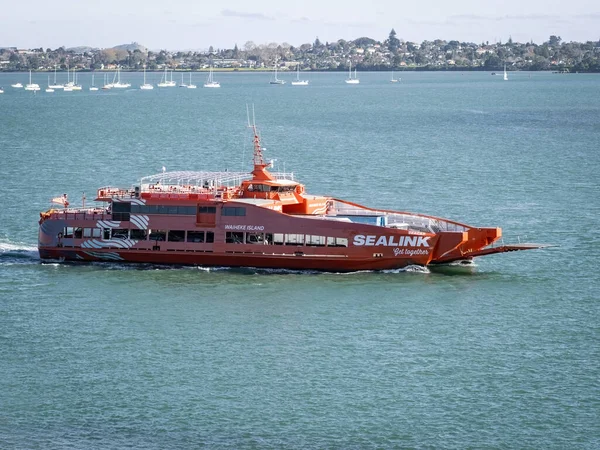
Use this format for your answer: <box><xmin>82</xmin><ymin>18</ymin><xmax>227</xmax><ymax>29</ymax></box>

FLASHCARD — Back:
<box><xmin>2</xmin><ymin>33</ymin><xmax>599</xmax><ymax>72</ymax></box>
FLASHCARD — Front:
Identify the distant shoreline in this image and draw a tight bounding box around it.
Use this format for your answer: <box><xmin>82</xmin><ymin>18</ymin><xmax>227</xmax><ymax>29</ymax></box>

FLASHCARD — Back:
<box><xmin>0</xmin><ymin>68</ymin><xmax>593</xmax><ymax>73</ymax></box>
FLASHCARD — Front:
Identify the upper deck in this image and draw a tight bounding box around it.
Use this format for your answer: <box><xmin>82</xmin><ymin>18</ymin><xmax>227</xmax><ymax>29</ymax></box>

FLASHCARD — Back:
<box><xmin>96</xmin><ymin>170</ymin><xmax>296</xmax><ymax>202</ymax></box>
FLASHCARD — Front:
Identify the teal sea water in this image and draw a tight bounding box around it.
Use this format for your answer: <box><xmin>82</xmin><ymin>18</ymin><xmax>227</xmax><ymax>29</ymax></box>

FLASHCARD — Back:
<box><xmin>0</xmin><ymin>71</ymin><xmax>599</xmax><ymax>448</ymax></box>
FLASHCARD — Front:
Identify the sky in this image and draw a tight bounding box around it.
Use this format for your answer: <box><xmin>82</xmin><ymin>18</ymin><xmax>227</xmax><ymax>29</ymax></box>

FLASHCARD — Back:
<box><xmin>1</xmin><ymin>0</ymin><xmax>598</xmax><ymax>50</ymax></box>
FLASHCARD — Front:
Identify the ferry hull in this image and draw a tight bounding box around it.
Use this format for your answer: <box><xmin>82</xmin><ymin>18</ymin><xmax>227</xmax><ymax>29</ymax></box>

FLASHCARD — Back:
<box><xmin>38</xmin><ymin>248</ymin><xmax>432</xmax><ymax>272</ymax></box>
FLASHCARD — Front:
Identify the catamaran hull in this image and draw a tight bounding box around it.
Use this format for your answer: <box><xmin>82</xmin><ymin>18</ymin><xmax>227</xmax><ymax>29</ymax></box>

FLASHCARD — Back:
<box><xmin>38</xmin><ymin>247</ymin><xmax>433</xmax><ymax>271</ymax></box>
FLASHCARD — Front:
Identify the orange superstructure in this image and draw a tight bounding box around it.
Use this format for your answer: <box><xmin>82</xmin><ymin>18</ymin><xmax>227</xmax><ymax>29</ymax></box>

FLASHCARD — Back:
<box><xmin>38</xmin><ymin>122</ymin><xmax>546</xmax><ymax>271</ymax></box>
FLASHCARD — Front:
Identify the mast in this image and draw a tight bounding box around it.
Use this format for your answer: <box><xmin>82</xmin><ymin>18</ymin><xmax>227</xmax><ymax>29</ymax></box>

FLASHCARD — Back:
<box><xmin>247</xmin><ymin>105</ymin><xmax>274</xmax><ymax>181</ymax></box>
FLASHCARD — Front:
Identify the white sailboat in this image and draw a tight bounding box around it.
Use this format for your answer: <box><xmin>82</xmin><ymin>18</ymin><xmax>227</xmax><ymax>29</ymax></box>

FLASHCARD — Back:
<box><xmin>140</xmin><ymin>66</ymin><xmax>154</xmax><ymax>90</ymax></box>
<box><xmin>89</xmin><ymin>73</ymin><xmax>99</xmax><ymax>91</ymax></box>
<box><xmin>102</xmin><ymin>73</ymin><xmax>112</xmax><ymax>90</ymax></box>
<box><xmin>269</xmin><ymin>62</ymin><xmax>285</xmax><ymax>85</ymax></box>
<box><xmin>204</xmin><ymin>66</ymin><xmax>220</xmax><ymax>88</ymax></box>
<box><xmin>71</xmin><ymin>70</ymin><xmax>83</xmax><ymax>90</ymax></box>
<box><xmin>24</xmin><ymin>70</ymin><xmax>41</xmax><ymax>91</ymax></box>
<box><xmin>187</xmin><ymin>72</ymin><xmax>197</xmax><ymax>89</ymax></box>
<box><xmin>390</xmin><ymin>70</ymin><xmax>399</xmax><ymax>83</ymax></box>
<box><xmin>45</xmin><ymin>76</ymin><xmax>55</xmax><ymax>93</ymax></box>
<box><xmin>345</xmin><ymin>62</ymin><xmax>359</xmax><ymax>84</ymax></box>
<box><xmin>291</xmin><ymin>64</ymin><xmax>308</xmax><ymax>86</ymax></box>
<box><xmin>49</xmin><ymin>65</ymin><xmax>64</xmax><ymax>89</ymax></box>
<box><xmin>503</xmin><ymin>64</ymin><xmax>508</xmax><ymax>81</ymax></box>
<box><xmin>111</xmin><ymin>66</ymin><xmax>131</xmax><ymax>88</ymax></box>
<box><xmin>179</xmin><ymin>72</ymin><xmax>187</xmax><ymax>88</ymax></box>
<box><xmin>64</xmin><ymin>65</ymin><xmax>74</xmax><ymax>89</ymax></box>
<box><xmin>157</xmin><ymin>67</ymin><xmax>176</xmax><ymax>87</ymax></box>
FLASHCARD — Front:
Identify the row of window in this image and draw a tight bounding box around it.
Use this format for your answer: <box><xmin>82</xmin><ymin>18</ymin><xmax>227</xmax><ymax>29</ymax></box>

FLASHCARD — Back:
<box><xmin>111</xmin><ymin>204</ymin><xmax>249</xmax><ymax>217</ymax></box>
<box><xmin>225</xmin><ymin>232</ymin><xmax>348</xmax><ymax>247</ymax></box>
<box><xmin>61</xmin><ymin>227</ymin><xmax>349</xmax><ymax>247</ymax></box>
<box><xmin>129</xmin><ymin>205</ymin><xmax>198</xmax><ymax>215</ymax></box>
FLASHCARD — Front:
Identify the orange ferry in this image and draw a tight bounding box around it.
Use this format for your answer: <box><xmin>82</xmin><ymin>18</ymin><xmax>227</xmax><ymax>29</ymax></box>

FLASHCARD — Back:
<box><xmin>38</xmin><ymin>122</ymin><xmax>544</xmax><ymax>271</ymax></box>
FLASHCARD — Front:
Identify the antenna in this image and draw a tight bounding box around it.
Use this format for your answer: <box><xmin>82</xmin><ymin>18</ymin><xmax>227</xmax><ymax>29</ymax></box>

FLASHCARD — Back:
<box><xmin>246</xmin><ymin>103</ymin><xmax>265</xmax><ymax>167</ymax></box>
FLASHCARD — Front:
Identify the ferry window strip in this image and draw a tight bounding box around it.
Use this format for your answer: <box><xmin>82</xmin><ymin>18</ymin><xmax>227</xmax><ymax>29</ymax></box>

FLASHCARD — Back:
<box><xmin>187</xmin><ymin>231</ymin><xmax>205</xmax><ymax>243</ymax></box>
<box><xmin>226</xmin><ymin>232</ymin><xmax>244</xmax><ymax>244</ymax></box>
<box><xmin>112</xmin><ymin>229</ymin><xmax>129</xmax><ymax>239</ymax></box>
<box><xmin>73</xmin><ymin>227</ymin><xmax>345</xmax><ymax>247</ymax></box>
<box><xmin>131</xmin><ymin>205</ymin><xmax>197</xmax><ymax>215</ymax></box>
<box><xmin>149</xmin><ymin>230</ymin><xmax>167</xmax><ymax>241</ymax></box>
<box><xmin>130</xmin><ymin>229</ymin><xmax>147</xmax><ymax>240</ymax></box>
<box><xmin>222</xmin><ymin>207</ymin><xmax>246</xmax><ymax>216</ymax></box>
<box><xmin>198</xmin><ymin>206</ymin><xmax>217</xmax><ymax>214</ymax></box>
<box><xmin>168</xmin><ymin>230</ymin><xmax>186</xmax><ymax>242</ymax></box>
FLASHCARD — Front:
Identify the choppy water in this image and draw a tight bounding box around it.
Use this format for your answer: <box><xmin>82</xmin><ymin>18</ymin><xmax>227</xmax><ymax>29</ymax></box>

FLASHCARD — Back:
<box><xmin>1</xmin><ymin>71</ymin><xmax>599</xmax><ymax>448</ymax></box>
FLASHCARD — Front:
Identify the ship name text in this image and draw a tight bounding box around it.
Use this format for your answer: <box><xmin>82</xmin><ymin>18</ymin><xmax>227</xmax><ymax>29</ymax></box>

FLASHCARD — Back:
<box><xmin>224</xmin><ymin>224</ymin><xmax>265</xmax><ymax>231</ymax></box>
<box><xmin>353</xmin><ymin>235</ymin><xmax>431</xmax><ymax>247</ymax></box>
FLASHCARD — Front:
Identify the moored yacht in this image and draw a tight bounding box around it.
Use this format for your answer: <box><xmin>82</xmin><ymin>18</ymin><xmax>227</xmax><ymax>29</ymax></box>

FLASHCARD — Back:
<box><xmin>157</xmin><ymin>67</ymin><xmax>176</xmax><ymax>87</ymax></box>
<box><xmin>140</xmin><ymin>66</ymin><xmax>153</xmax><ymax>90</ymax></box>
<box><xmin>89</xmin><ymin>73</ymin><xmax>99</xmax><ymax>91</ymax></box>
<box><xmin>345</xmin><ymin>62</ymin><xmax>359</xmax><ymax>84</ymax></box>
<box><xmin>38</xmin><ymin>115</ymin><xmax>547</xmax><ymax>271</ymax></box>
<box><xmin>291</xmin><ymin>64</ymin><xmax>309</xmax><ymax>86</ymax></box>
<box><xmin>45</xmin><ymin>76</ymin><xmax>55</xmax><ymax>93</ymax></box>
<box><xmin>24</xmin><ymin>70</ymin><xmax>41</xmax><ymax>91</ymax></box>
<box><xmin>203</xmin><ymin>66</ymin><xmax>220</xmax><ymax>88</ymax></box>
<box><xmin>49</xmin><ymin>65</ymin><xmax>64</xmax><ymax>89</ymax></box>
<box><xmin>187</xmin><ymin>72</ymin><xmax>197</xmax><ymax>89</ymax></box>
<box><xmin>269</xmin><ymin>62</ymin><xmax>285</xmax><ymax>85</ymax></box>
<box><xmin>111</xmin><ymin>66</ymin><xmax>131</xmax><ymax>88</ymax></box>
<box><xmin>11</xmin><ymin>82</ymin><xmax>23</xmax><ymax>88</ymax></box>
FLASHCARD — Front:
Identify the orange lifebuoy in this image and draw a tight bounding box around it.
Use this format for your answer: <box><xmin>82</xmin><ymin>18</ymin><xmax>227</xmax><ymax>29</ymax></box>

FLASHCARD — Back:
<box><xmin>295</xmin><ymin>185</ymin><xmax>304</xmax><ymax>194</ymax></box>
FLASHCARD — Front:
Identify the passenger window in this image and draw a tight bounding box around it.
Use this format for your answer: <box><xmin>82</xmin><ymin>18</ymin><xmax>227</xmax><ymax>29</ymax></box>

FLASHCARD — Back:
<box><xmin>130</xmin><ymin>229</ymin><xmax>147</xmax><ymax>240</ymax></box>
<box><xmin>187</xmin><ymin>231</ymin><xmax>204</xmax><ymax>243</ymax></box>
<box><xmin>226</xmin><ymin>232</ymin><xmax>244</xmax><ymax>244</ymax></box>
<box><xmin>149</xmin><ymin>229</ymin><xmax>167</xmax><ymax>241</ymax></box>
<box><xmin>168</xmin><ymin>230</ymin><xmax>185</xmax><ymax>242</ymax></box>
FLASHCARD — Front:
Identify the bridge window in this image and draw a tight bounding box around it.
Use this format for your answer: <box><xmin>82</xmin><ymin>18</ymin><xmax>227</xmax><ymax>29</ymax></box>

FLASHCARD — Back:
<box><xmin>83</xmin><ymin>228</ymin><xmax>92</xmax><ymax>238</ymax></box>
<box><xmin>199</xmin><ymin>206</ymin><xmax>216</xmax><ymax>214</ymax></box>
<box><xmin>74</xmin><ymin>228</ymin><xmax>83</xmax><ymax>239</ymax></box>
<box><xmin>92</xmin><ymin>228</ymin><xmax>102</xmax><ymax>238</ymax></box>
<box><xmin>206</xmin><ymin>232</ymin><xmax>214</xmax><ymax>243</ymax></box>
<box><xmin>64</xmin><ymin>227</ymin><xmax>74</xmax><ymax>238</ymax></box>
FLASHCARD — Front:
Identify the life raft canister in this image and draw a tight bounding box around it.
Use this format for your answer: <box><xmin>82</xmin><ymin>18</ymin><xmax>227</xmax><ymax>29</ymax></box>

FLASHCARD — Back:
<box><xmin>295</xmin><ymin>185</ymin><xmax>304</xmax><ymax>194</ymax></box>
